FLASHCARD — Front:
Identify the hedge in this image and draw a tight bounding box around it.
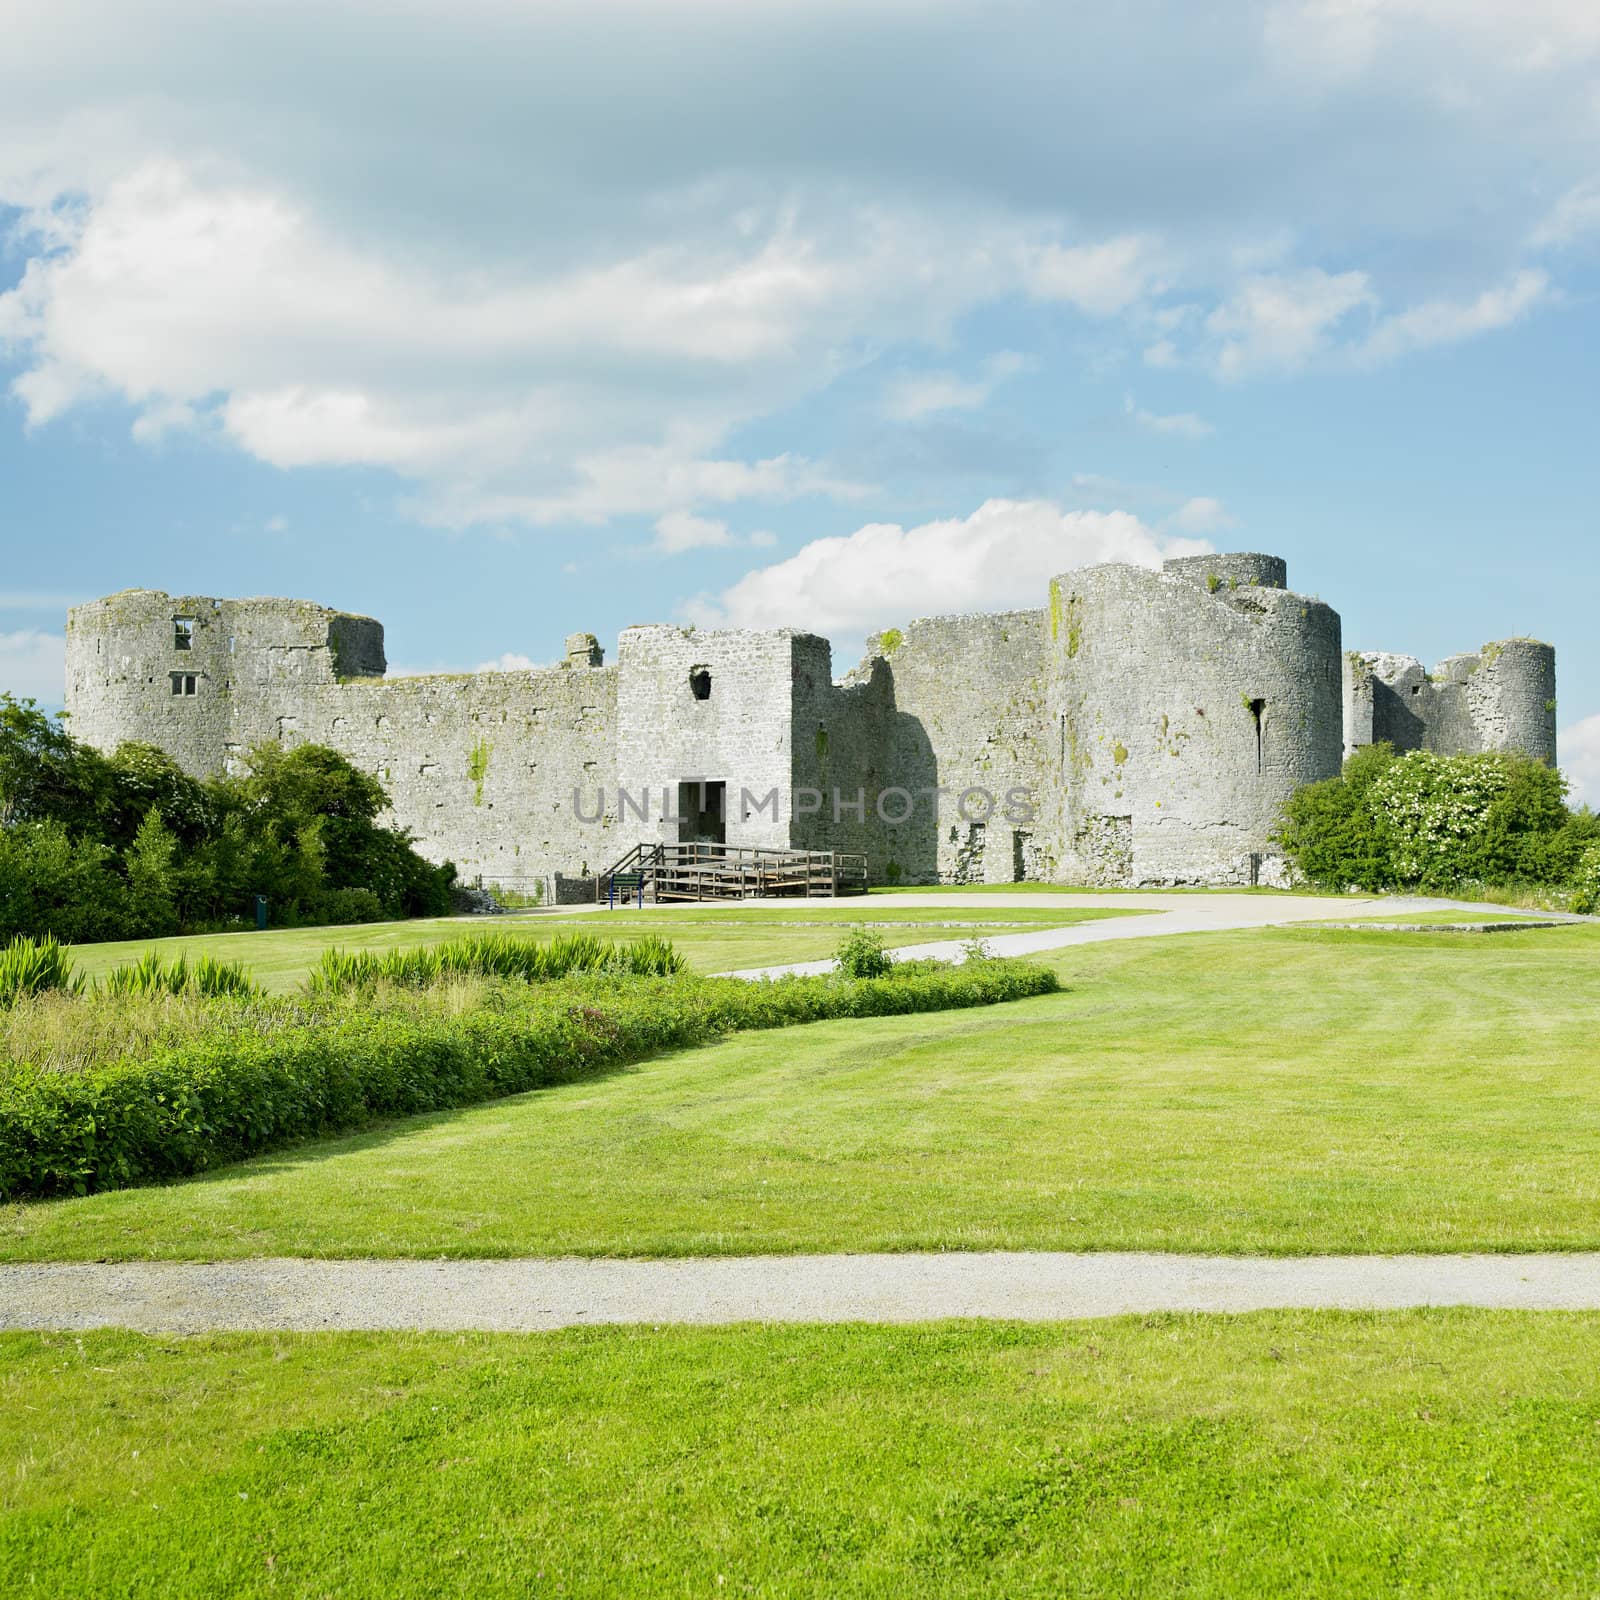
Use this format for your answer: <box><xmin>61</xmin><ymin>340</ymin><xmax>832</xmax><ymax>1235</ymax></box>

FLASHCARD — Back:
<box><xmin>0</xmin><ymin>962</ymin><xmax>1058</xmax><ymax>1200</ymax></box>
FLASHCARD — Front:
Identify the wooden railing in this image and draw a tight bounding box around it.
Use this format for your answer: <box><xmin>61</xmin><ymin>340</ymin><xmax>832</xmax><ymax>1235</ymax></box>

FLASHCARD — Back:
<box><xmin>597</xmin><ymin>841</ymin><xmax>868</xmax><ymax>903</ymax></box>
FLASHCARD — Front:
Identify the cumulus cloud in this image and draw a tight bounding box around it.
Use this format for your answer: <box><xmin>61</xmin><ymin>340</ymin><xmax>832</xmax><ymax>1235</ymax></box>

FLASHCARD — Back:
<box><xmin>0</xmin><ymin>0</ymin><xmax>1592</xmax><ymax>530</ymax></box>
<box><xmin>1561</xmin><ymin>714</ymin><xmax>1600</xmax><ymax>809</ymax></box>
<box><xmin>0</xmin><ymin>629</ymin><xmax>66</xmax><ymax>704</ymax></box>
<box><xmin>690</xmin><ymin>497</ymin><xmax>1209</xmax><ymax>639</ymax></box>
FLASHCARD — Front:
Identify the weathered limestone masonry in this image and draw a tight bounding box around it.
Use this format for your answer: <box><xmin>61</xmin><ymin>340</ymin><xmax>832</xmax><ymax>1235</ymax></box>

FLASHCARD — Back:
<box><xmin>1341</xmin><ymin>641</ymin><xmax>1557</xmax><ymax>764</ymax></box>
<box><xmin>1044</xmin><ymin>556</ymin><xmax>1340</xmax><ymax>887</ymax></box>
<box><xmin>66</xmin><ymin>590</ymin><xmax>619</xmax><ymax>892</ymax></box>
<box><xmin>63</xmin><ymin>556</ymin><xmax>1558</xmax><ymax>889</ymax></box>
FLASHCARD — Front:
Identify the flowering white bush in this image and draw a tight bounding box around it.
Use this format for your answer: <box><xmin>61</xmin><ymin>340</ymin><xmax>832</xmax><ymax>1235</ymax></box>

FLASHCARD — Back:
<box><xmin>1367</xmin><ymin>750</ymin><xmax>1511</xmax><ymax>885</ymax></box>
<box><xmin>1570</xmin><ymin>842</ymin><xmax>1600</xmax><ymax>915</ymax></box>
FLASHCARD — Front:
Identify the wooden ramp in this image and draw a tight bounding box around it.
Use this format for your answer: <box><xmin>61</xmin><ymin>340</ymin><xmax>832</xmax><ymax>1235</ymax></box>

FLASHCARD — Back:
<box><xmin>598</xmin><ymin>841</ymin><xmax>868</xmax><ymax>904</ymax></box>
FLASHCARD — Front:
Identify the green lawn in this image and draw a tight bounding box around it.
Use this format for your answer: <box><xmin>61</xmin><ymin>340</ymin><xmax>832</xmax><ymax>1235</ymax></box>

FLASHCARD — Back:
<box><xmin>4</xmin><ymin>1312</ymin><xmax>1599</xmax><ymax>1597</ymax></box>
<box><xmin>60</xmin><ymin>906</ymin><xmax>1136</xmax><ymax>992</ymax></box>
<box><xmin>9</xmin><ymin>923</ymin><xmax>1600</xmax><ymax>1260</ymax></box>
<box><xmin>869</xmin><ymin>881</ymin><xmax>1325</xmax><ymax>895</ymax></box>
<box><xmin>1305</xmin><ymin>909</ymin><xmax>1568</xmax><ymax>926</ymax></box>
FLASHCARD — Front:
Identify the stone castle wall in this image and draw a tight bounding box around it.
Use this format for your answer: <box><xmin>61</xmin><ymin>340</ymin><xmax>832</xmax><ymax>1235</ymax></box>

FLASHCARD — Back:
<box><xmin>1341</xmin><ymin>640</ymin><xmax>1557</xmax><ymax>764</ymax></box>
<box><xmin>61</xmin><ymin>557</ymin><xmax>1560</xmax><ymax>890</ymax></box>
<box><xmin>65</xmin><ymin>588</ymin><xmax>618</xmax><ymax>891</ymax></box>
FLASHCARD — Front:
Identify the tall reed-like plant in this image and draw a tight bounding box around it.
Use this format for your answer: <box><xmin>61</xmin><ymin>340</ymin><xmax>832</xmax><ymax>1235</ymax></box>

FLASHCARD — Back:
<box><xmin>0</xmin><ymin>936</ymin><xmax>85</xmax><ymax>1006</ymax></box>
<box><xmin>305</xmin><ymin>930</ymin><xmax>686</xmax><ymax>994</ymax></box>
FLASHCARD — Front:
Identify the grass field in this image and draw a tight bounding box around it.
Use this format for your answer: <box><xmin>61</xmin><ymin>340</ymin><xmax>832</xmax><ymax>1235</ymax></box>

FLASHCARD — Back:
<box><xmin>9</xmin><ymin>922</ymin><xmax>1598</xmax><ymax>1260</ymax></box>
<box><xmin>4</xmin><ymin>1311</ymin><xmax>1599</xmax><ymax>1597</ymax></box>
<box><xmin>1304</xmin><ymin>909</ymin><xmax>1568</xmax><ymax>926</ymax></box>
<box><xmin>868</xmin><ymin>881</ymin><xmax>1320</xmax><ymax>895</ymax></box>
<box><xmin>59</xmin><ymin>905</ymin><xmax>1139</xmax><ymax>992</ymax></box>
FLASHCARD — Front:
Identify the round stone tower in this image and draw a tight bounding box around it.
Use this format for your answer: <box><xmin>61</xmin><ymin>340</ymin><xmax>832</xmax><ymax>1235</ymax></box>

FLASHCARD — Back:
<box><xmin>1042</xmin><ymin>554</ymin><xmax>1342</xmax><ymax>886</ymax></box>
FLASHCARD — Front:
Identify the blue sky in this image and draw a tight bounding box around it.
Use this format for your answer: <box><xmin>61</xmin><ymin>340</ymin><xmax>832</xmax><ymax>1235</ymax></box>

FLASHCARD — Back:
<box><xmin>2</xmin><ymin>0</ymin><xmax>1597</xmax><ymax>796</ymax></box>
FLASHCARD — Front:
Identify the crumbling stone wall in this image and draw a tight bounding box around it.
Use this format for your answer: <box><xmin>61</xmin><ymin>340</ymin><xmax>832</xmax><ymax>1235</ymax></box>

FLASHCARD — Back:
<box><xmin>1342</xmin><ymin>640</ymin><xmax>1556</xmax><ymax>764</ymax></box>
<box><xmin>65</xmin><ymin>589</ymin><xmax>618</xmax><ymax>891</ymax></box>
<box><xmin>806</xmin><ymin>612</ymin><xmax>1047</xmax><ymax>884</ymax></box>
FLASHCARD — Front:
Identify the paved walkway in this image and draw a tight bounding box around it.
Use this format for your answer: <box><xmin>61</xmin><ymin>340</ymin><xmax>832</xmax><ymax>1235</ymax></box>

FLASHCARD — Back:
<box><xmin>712</xmin><ymin>893</ymin><xmax>1576</xmax><ymax>978</ymax></box>
<box><xmin>6</xmin><ymin>1253</ymin><xmax>1600</xmax><ymax>1332</ymax></box>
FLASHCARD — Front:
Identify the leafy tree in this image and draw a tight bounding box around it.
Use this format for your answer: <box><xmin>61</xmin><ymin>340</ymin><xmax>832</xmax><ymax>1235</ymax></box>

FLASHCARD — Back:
<box><xmin>106</xmin><ymin>743</ymin><xmax>217</xmax><ymax>848</ymax></box>
<box><xmin>0</xmin><ymin>696</ymin><xmax>111</xmax><ymax>835</ymax></box>
<box><xmin>0</xmin><ymin>822</ymin><xmax>129</xmax><ymax>943</ymax></box>
<box><xmin>124</xmin><ymin>810</ymin><xmax>181</xmax><ymax>939</ymax></box>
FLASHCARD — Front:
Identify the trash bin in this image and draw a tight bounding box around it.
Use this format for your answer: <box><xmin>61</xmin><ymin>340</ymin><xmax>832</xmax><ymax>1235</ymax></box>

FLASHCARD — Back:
<box><xmin>254</xmin><ymin>894</ymin><xmax>268</xmax><ymax>931</ymax></box>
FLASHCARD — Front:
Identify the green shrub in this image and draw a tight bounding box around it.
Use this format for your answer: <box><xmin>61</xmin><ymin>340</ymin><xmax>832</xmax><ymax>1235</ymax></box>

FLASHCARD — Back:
<box><xmin>834</xmin><ymin>925</ymin><xmax>893</xmax><ymax>979</ymax></box>
<box><xmin>0</xmin><ymin>961</ymin><xmax>1059</xmax><ymax>1198</ymax></box>
<box><xmin>1570</xmin><ymin>843</ymin><xmax>1600</xmax><ymax>915</ymax></box>
<box><xmin>1279</xmin><ymin>744</ymin><xmax>1588</xmax><ymax>895</ymax></box>
<box><xmin>0</xmin><ymin>822</ymin><xmax>131</xmax><ymax>944</ymax></box>
<box><xmin>319</xmin><ymin>887</ymin><xmax>389</xmax><ymax>925</ymax></box>
<box><xmin>0</xmin><ymin>936</ymin><xmax>85</xmax><ymax>1007</ymax></box>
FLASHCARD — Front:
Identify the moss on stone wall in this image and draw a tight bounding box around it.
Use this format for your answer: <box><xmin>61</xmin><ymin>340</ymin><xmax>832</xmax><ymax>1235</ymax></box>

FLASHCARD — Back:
<box><xmin>468</xmin><ymin>737</ymin><xmax>493</xmax><ymax>806</ymax></box>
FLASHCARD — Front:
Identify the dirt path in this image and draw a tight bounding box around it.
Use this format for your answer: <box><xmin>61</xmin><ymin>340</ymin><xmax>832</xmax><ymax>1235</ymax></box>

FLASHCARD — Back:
<box><xmin>6</xmin><ymin>1252</ymin><xmax>1600</xmax><ymax>1332</ymax></box>
<box><xmin>714</xmin><ymin>893</ymin><xmax>1575</xmax><ymax>977</ymax></box>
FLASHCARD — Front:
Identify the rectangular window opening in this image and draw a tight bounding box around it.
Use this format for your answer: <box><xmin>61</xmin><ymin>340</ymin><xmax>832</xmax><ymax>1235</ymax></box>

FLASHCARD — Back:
<box><xmin>170</xmin><ymin>672</ymin><xmax>197</xmax><ymax>697</ymax></box>
<box><xmin>173</xmin><ymin>617</ymin><xmax>195</xmax><ymax>650</ymax></box>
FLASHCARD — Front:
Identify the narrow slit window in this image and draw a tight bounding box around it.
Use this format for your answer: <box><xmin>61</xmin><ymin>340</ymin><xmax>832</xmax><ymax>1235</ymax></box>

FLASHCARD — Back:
<box><xmin>1247</xmin><ymin>697</ymin><xmax>1266</xmax><ymax>773</ymax></box>
<box><xmin>173</xmin><ymin>617</ymin><xmax>195</xmax><ymax>650</ymax></box>
<box><xmin>170</xmin><ymin>672</ymin><xmax>198</xmax><ymax>697</ymax></box>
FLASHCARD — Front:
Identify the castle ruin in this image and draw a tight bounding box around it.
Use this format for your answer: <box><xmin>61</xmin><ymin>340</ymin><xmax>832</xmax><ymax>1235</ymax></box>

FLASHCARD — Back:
<box><xmin>63</xmin><ymin>554</ymin><xmax>1557</xmax><ymax>892</ymax></box>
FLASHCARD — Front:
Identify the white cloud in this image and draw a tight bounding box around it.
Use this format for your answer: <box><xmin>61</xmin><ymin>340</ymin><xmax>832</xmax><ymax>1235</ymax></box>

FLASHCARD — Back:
<box><xmin>1166</xmin><ymin>496</ymin><xmax>1237</xmax><ymax>534</ymax></box>
<box><xmin>1353</xmin><ymin>269</ymin><xmax>1548</xmax><ymax>366</ymax></box>
<box><xmin>1124</xmin><ymin>394</ymin><xmax>1213</xmax><ymax>438</ymax></box>
<box><xmin>1561</xmin><ymin>713</ymin><xmax>1600</xmax><ymax>809</ymax></box>
<box><xmin>691</xmin><ymin>497</ymin><xmax>1209</xmax><ymax>638</ymax></box>
<box><xmin>1531</xmin><ymin>181</ymin><xmax>1600</xmax><ymax>249</ymax></box>
<box><xmin>476</xmin><ymin>652</ymin><xmax>545</xmax><ymax>673</ymax></box>
<box><xmin>1024</xmin><ymin>235</ymin><xmax>1167</xmax><ymax>317</ymax></box>
<box><xmin>0</xmin><ymin>0</ymin><xmax>1593</xmax><ymax>533</ymax></box>
<box><xmin>0</xmin><ymin>162</ymin><xmax>991</xmax><ymax>526</ymax></box>
<box><xmin>654</xmin><ymin>512</ymin><xmax>735</xmax><ymax>553</ymax></box>
<box><xmin>1208</xmin><ymin>269</ymin><xmax>1377</xmax><ymax>378</ymax></box>
<box><xmin>881</xmin><ymin>351</ymin><xmax>1027</xmax><ymax>420</ymax></box>
<box><xmin>0</xmin><ymin>629</ymin><xmax>66</xmax><ymax>704</ymax></box>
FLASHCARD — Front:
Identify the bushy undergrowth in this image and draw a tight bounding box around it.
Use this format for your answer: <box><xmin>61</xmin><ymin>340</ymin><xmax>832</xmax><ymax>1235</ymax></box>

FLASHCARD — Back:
<box><xmin>0</xmin><ymin>959</ymin><xmax>1058</xmax><ymax>1199</ymax></box>
<box><xmin>0</xmin><ymin>695</ymin><xmax>454</xmax><ymax>941</ymax></box>
<box><xmin>1279</xmin><ymin>744</ymin><xmax>1599</xmax><ymax>898</ymax></box>
<box><xmin>307</xmin><ymin>931</ymin><xmax>685</xmax><ymax>994</ymax></box>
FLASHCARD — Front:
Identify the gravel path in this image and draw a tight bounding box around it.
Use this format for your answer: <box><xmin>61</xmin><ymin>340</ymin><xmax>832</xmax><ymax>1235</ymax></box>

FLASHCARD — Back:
<box><xmin>7</xmin><ymin>1253</ymin><xmax>1600</xmax><ymax>1332</ymax></box>
<box><xmin>716</xmin><ymin>893</ymin><xmax>1576</xmax><ymax>978</ymax></box>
